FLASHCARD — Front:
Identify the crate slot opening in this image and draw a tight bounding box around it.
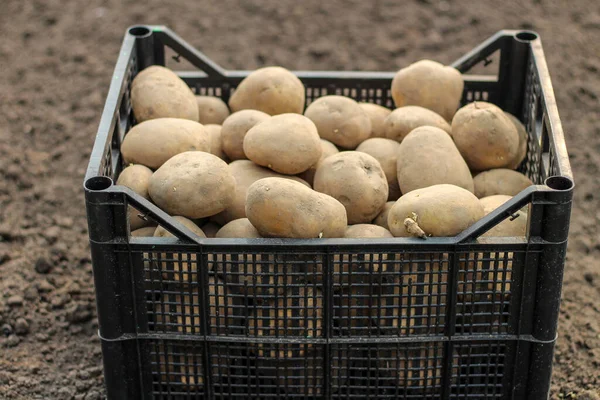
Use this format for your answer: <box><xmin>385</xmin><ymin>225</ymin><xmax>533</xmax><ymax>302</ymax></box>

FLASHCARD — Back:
<box><xmin>545</xmin><ymin>176</ymin><xmax>573</xmax><ymax>191</ymax></box>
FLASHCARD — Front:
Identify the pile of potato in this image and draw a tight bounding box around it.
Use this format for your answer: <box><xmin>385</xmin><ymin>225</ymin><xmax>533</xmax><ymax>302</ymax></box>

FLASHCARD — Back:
<box><xmin>121</xmin><ymin>62</ymin><xmax>532</xmax><ymax>241</ymax></box>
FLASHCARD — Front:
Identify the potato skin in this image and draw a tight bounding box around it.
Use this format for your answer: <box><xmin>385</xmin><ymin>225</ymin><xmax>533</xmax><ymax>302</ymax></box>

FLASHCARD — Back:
<box><xmin>356</xmin><ymin>138</ymin><xmax>402</xmax><ymax>201</ymax></box>
<box><xmin>298</xmin><ymin>139</ymin><xmax>339</xmax><ymax>186</ymax></box>
<box><xmin>243</xmin><ymin>114</ymin><xmax>322</xmax><ymax>174</ymax></box>
<box><xmin>121</xmin><ymin>118</ymin><xmax>210</xmax><ymax>169</ymax></box>
<box><xmin>212</xmin><ymin>160</ymin><xmax>310</xmax><ymax>225</ymax></box>
<box><xmin>246</xmin><ymin>178</ymin><xmax>347</xmax><ymax>238</ymax></box>
<box><xmin>383</xmin><ymin>106</ymin><xmax>452</xmax><ymax>143</ymax></box>
<box><xmin>117</xmin><ymin>164</ymin><xmax>154</xmax><ymax>230</ymax></box>
<box><xmin>216</xmin><ymin>218</ymin><xmax>261</xmax><ymax>238</ymax></box>
<box><xmin>304</xmin><ymin>96</ymin><xmax>371</xmax><ymax>149</ymax></box>
<box><xmin>358</xmin><ymin>103</ymin><xmax>392</xmax><ymax>138</ymax></box>
<box><xmin>200</xmin><ymin>222</ymin><xmax>221</xmax><ymax>238</ymax></box>
<box><xmin>228</xmin><ymin>66</ymin><xmax>305</xmax><ymax>115</ymax></box>
<box><xmin>344</xmin><ymin>224</ymin><xmax>393</xmax><ymax>238</ymax></box>
<box><xmin>314</xmin><ymin>152</ymin><xmax>388</xmax><ymax>224</ymax></box>
<box><xmin>196</xmin><ymin>96</ymin><xmax>230</xmax><ymax>125</ymax></box>
<box><xmin>131</xmin><ymin>226</ymin><xmax>157</xmax><ymax>237</ymax></box>
<box><xmin>131</xmin><ymin>66</ymin><xmax>199</xmax><ymax>123</ymax></box>
<box><xmin>480</xmin><ymin>195</ymin><xmax>527</xmax><ymax>237</ymax></box>
<box><xmin>473</xmin><ymin>168</ymin><xmax>533</xmax><ymax>198</ymax></box>
<box><xmin>452</xmin><ymin>102</ymin><xmax>519</xmax><ymax>171</ymax></box>
<box><xmin>391</xmin><ymin>60</ymin><xmax>464</xmax><ymax>121</ymax></box>
<box><xmin>397</xmin><ymin>126</ymin><xmax>474</xmax><ymax>194</ymax></box>
<box><xmin>221</xmin><ymin>110</ymin><xmax>270</xmax><ymax>160</ymax></box>
<box><xmin>504</xmin><ymin>112</ymin><xmax>528</xmax><ymax>170</ymax></box>
<box><xmin>204</xmin><ymin>124</ymin><xmax>228</xmax><ymax>161</ymax></box>
<box><xmin>154</xmin><ymin>215</ymin><xmax>207</xmax><ymax>238</ymax></box>
<box><xmin>148</xmin><ymin>151</ymin><xmax>235</xmax><ymax>219</ymax></box>
<box><xmin>372</xmin><ymin>201</ymin><xmax>395</xmax><ymax>231</ymax></box>
<box><xmin>388</xmin><ymin>184</ymin><xmax>484</xmax><ymax>237</ymax></box>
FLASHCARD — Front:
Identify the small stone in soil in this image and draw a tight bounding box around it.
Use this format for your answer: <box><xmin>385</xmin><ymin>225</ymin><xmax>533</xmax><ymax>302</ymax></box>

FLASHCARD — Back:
<box><xmin>14</xmin><ymin>318</ymin><xmax>30</xmax><ymax>335</ymax></box>
<box><xmin>84</xmin><ymin>391</ymin><xmax>102</xmax><ymax>400</ymax></box>
<box><xmin>1</xmin><ymin>323</ymin><xmax>13</xmax><ymax>336</ymax></box>
<box><xmin>6</xmin><ymin>335</ymin><xmax>20</xmax><ymax>347</ymax></box>
<box><xmin>66</xmin><ymin>304</ymin><xmax>92</xmax><ymax>323</ymax></box>
<box><xmin>37</xmin><ymin>279</ymin><xmax>54</xmax><ymax>292</ymax></box>
<box><xmin>35</xmin><ymin>333</ymin><xmax>49</xmax><ymax>342</ymax></box>
<box><xmin>23</xmin><ymin>286</ymin><xmax>38</xmax><ymax>301</ymax></box>
<box><xmin>7</xmin><ymin>295</ymin><xmax>23</xmax><ymax>306</ymax></box>
<box><xmin>35</xmin><ymin>257</ymin><xmax>52</xmax><ymax>274</ymax></box>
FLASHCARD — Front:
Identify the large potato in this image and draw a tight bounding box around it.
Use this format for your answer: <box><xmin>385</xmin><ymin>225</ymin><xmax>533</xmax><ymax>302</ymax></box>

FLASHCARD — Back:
<box><xmin>344</xmin><ymin>224</ymin><xmax>393</xmax><ymax>238</ymax></box>
<box><xmin>221</xmin><ymin>110</ymin><xmax>270</xmax><ymax>160</ymax></box>
<box><xmin>131</xmin><ymin>65</ymin><xmax>198</xmax><ymax>122</ymax></box>
<box><xmin>117</xmin><ymin>164</ymin><xmax>155</xmax><ymax>230</ymax></box>
<box><xmin>148</xmin><ymin>151</ymin><xmax>235</xmax><ymax>219</ymax></box>
<box><xmin>314</xmin><ymin>152</ymin><xmax>388</xmax><ymax>224</ymax></box>
<box><xmin>391</xmin><ymin>60</ymin><xmax>464</xmax><ymax>121</ymax></box>
<box><xmin>212</xmin><ymin>160</ymin><xmax>310</xmax><ymax>225</ymax></box>
<box><xmin>246</xmin><ymin>178</ymin><xmax>347</xmax><ymax>238</ymax></box>
<box><xmin>216</xmin><ymin>218</ymin><xmax>261</xmax><ymax>238</ymax></box>
<box><xmin>228</xmin><ymin>66</ymin><xmax>305</xmax><ymax>115</ymax></box>
<box><xmin>201</xmin><ymin>222</ymin><xmax>221</xmax><ymax>238</ymax></box>
<box><xmin>196</xmin><ymin>96</ymin><xmax>230</xmax><ymax>125</ymax></box>
<box><xmin>243</xmin><ymin>114</ymin><xmax>322</xmax><ymax>174</ymax></box>
<box><xmin>356</xmin><ymin>138</ymin><xmax>402</xmax><ymax>200</ymax></box>
<box><xmin>473</xmin><ymin>168</ymin><xmax>533</xmax><ymax>198</ymax></box>
<box><xmin>480</xmin><ymin>195</ymin><xmax>528</xmax><ymax>237</ymax></box>
<box><xmin>397</xmin><ymin>126</ymin><xmax>474</xmax><ymax>194</ymax></box>
<box><xmin>121</xmin><ymin>118</ymin><xmax>210</xmax><ymax>169</ymax></box>
<box><xmin>372</xmin><ymin>201</ymin><xmax>395</xmax><ymax>231</ymax></box>
<box><xmin>388</xmin><ymin>184</ymin><xmax>484</xmax><ymax>237</ymax></box>
<box><xmin>131</xmin><ymin>227</ymin><xmax>157</xmax><ymax>237</ymax></box>
<box><xmin>298</xmin><ymin>139</ymin><xmax>339</xmax><ymax>186</ymax></box>
<box><xmin>204</xmin><ymin>124</ymin><xmax>228</xmax><ymax>161</ymax></box>
<box><xmin>358</xmin><ymin>103</ymin><xmax>392</xmax><ymax>138</ymax></box>
<box><xmin>383</xmin><ymin>105</ymin><xmax>452</xmax><ymax>143</ymax></box>
<box><xmin>504</xmin><ymin>112</ymin><xmax>529</xmax><ymax>170</ymax></box>
<box><xmin>304</xmin><ymin>96</ymin><xmax>371</xmax><ymax>149</ymax></box>
<box><xmin>452</xmin><ymin>102</ymin><xmax>519</xmax><ymax>171</ymax></box>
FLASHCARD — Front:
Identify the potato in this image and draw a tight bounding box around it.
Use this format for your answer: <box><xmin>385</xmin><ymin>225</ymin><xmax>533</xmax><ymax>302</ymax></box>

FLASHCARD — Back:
<box><xmin>220</xmin><ymin>110</ymin><xmax>270</xmax><ymax>160</ymax></box>
<box><xmin>212</xmin><ymin>160</ymin><xmax>310</xmax><ymax>225</ymax></box>
<box><xmin>480</xmin><ymin>195</ymin><xmax>527</xmax><ymax>237</ymax></box>
<box><xmin>391</xmin><ymin>60</ymin><xmax>464</xmax><ymax>121</ymax></box>
<box><xmin>397</xmin><ymin>126</ymin><xmax>474</xmax><ymax>194</ymax></box>
<box><xmin>204</xmin><ymin>124</ymin><xmax>228</xmax><ymax>161</ymax></box>
<box><xmin>452</xmin><ymin>102</ymin><xmax>519</xmax><ymax>171</ymax></box>
<box><xmin>131</xmin><ymin>227</ymin><xmax>156</xmax><ymax>237</ymax></box>
<box><xmin>243</xmin><ymin>114</ymin><xmax>322</xmax><ymax>174</ymax></box>
<box><xmin>196</xmin><ymin>96</ymin><xmax>230</xmax><ymax>125</ymax></box>
<box><xmin>473</xmin><ymin>168</ymin><xmax>533</xmax><ymax>198</ymax></box>
<box><xmin>154</xmin><ymin>215</ymin><xmax>206</xmax><ymax>238</ymax></box>
<box><xmin>314</xmin><ymin>152</ymin><xmax>388</xmax><ymax>224</ymax></box>
<box><xmin>228</xmin><ymin>66</ymin><xmax>305</xmax><ymax>115</ymax></box>
<box><xmin>504</xmin><ymin>112</ymin><xmax>529</xmax><ymax>169</ymax></box>
<box><xmin>298</xmin><ymin>139</ymin><xmax>339</xmax><ymax>186</ymax></box>
<box><xmin>372</xmin><ymin>201</ymin><xmax>395</xmax><ymax>231</ymax></box>
<box><xmin>388</xmin><ymin>184</ymin><xmax>484</xmax><ymax>237</ymax></box>
<box><xmin>216</xmin><ymin>218</ymin><xmax>261</xmax><ymax>238</ymax></box>
<box><xmin>121</xmin><ymin>118</ymin><xmax>210</xmax><ymax>169</ymax></box>
<box><xmin>304</xmin><ymin>95</ymin><xmax>371</xmax><ymax>149</ymax></box>
<box><xmin>344</xmin><ymin>224</ymin><xmax>393</xmax><ymax>238</ymax></box>
<box><xmin>356</xmin><ymin>138</ymin><xmax>402</xmax><ymax>200</ymax></box>
<box><xmin>131</xmin><ymin>65</ymin><xmax>198</xmax><ymax>122</ymax></box>
<box><xmin>117</xmin><ymin>164</ymin><xmax>155</xmax><ymax>230</ymax></box>
<box><xmin>201</xmin><ymin>222</ymin><xmax>221</xmax><ymax>238</ymax></box>
<box><xmin>358</xmin><ymin>103</ymin><xmax>391</xmax><ymax>138</ymax></box>
<box><xmin>148</xmin><ymin>151</ymin><xmax>235</xmax><ymax>219</ymax></box>
<box><xmin>246</xmin><ymin>178</ymin><xmax>347</xmax><ymax>238</ymax></box>
<box><xmin>383</xmin><ymin>105</ymin><xmax>452</xmax><ymax>143</ymax></box>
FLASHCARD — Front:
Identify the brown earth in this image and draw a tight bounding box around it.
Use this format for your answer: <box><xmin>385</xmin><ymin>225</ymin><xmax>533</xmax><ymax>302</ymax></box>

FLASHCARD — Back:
<box><xmin>0</xmin><ymin>0</ymin><xmax>599</xmax><ymax>399</ymax></box>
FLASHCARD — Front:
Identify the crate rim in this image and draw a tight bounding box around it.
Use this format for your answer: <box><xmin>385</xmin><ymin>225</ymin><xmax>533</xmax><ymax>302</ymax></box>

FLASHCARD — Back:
<box><xmin>84</xmin><ymin>26</ymin><xmax>574</xmax><ymax>246</ymax></box>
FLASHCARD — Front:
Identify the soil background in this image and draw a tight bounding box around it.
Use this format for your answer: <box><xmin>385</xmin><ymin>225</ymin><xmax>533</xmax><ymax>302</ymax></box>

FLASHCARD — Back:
<box><xmin>0</xmin><ymin>0</ymin><xmax>599</xmax><ymax>399</ymax></box>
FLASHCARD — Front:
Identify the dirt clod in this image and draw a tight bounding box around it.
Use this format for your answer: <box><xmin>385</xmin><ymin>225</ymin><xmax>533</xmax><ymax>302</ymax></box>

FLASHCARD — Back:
<box><xmin>34</xmin><ymin>257</ymin><xmax>52</xmax><ymax>274</ymax></box>
<box><xmin>14</xmin><ymin>318</ymin><xmax>29</xmax><ymax>335</ymax></box>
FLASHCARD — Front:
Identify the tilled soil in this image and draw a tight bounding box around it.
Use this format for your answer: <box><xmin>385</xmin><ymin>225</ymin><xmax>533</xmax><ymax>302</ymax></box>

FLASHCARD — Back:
<box><xmin>0</xmin><ymin>0</ymin><xmax>599</xmax><ymax>399</ymax></box>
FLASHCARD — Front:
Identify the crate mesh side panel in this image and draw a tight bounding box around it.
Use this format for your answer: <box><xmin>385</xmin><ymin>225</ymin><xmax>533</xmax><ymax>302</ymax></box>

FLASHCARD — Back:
<box><xmin>149</xmin><ymin>339</ymin><xmax>205</xmax><ymax>398</ymax></box>
<box><xmin>332</xmin><ymin>342</ymin><xmax>444</xmax><ymax>399</ymax></box>
<box><xmin>450</xmin><ymin>341</ymin><xmax>509</xmax><ymax>399</ymax></box>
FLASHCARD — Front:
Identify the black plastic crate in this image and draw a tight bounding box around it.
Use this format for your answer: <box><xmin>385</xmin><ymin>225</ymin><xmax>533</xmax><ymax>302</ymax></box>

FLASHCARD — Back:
<box><xmin>84</xmin><ymin>26</ymin><xmax>574</xmax><ymax>399</ymax></box>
